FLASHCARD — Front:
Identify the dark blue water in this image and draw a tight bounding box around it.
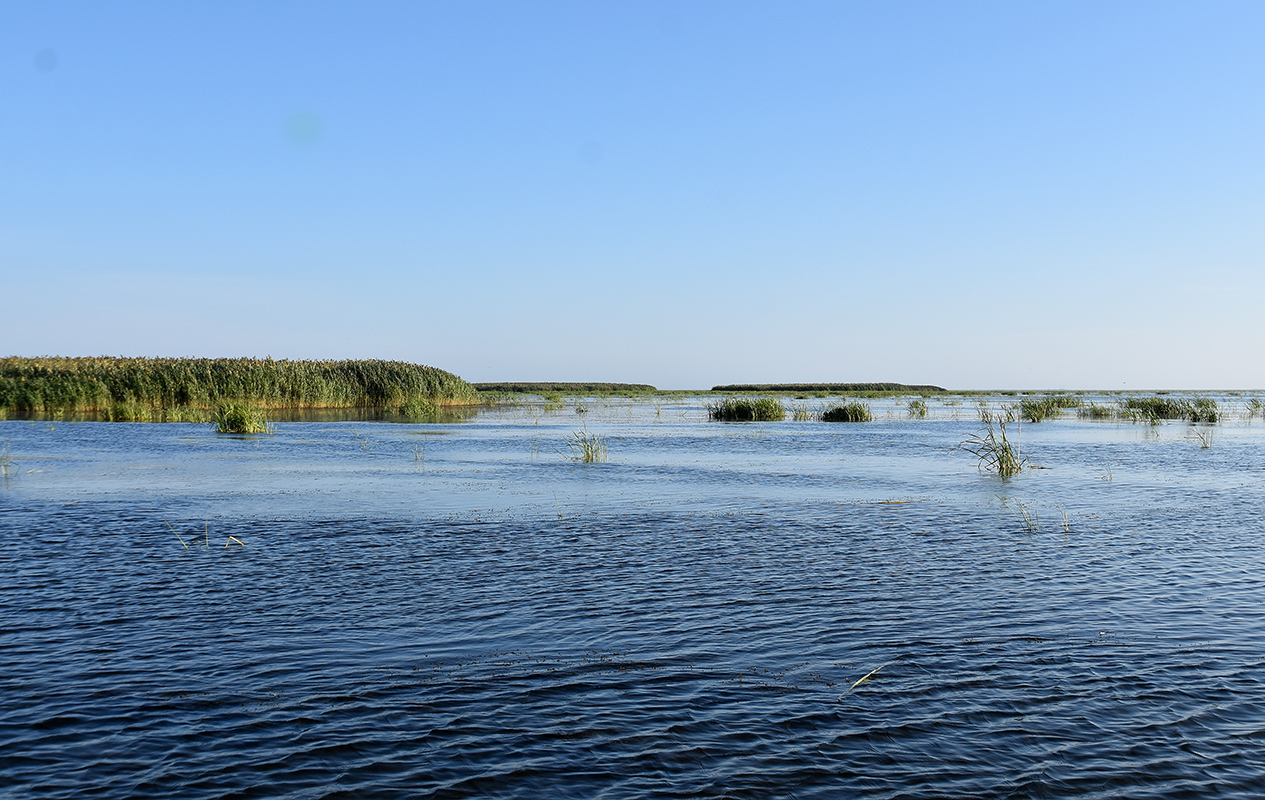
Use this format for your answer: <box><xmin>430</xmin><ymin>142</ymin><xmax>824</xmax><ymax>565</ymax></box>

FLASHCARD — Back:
<box><xmin>3</xmin><ymin>398</ymin><xmax>1264</xmax><ymax>797</ymax></box>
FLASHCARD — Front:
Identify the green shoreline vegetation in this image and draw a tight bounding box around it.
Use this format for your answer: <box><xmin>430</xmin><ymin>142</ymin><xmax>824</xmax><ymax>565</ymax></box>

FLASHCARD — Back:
<box><xmin>1</xmin><ymin>357</ymin><xmax>477</xmax><ymax>422</ymax></box>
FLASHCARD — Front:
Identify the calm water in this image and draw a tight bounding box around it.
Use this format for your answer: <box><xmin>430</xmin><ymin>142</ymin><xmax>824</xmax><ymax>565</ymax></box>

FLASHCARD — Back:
<box><xmin>3</xmin><ymin>396</ymin><xmax>1264</xmax><ymax>798</ymax></box>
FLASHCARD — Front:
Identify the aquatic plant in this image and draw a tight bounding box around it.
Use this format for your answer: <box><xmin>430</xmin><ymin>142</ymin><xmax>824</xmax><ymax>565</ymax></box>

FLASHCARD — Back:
<box><xmin>0</xmin><ymin>356</ymin><xmax>477</xmax><ymax>419</ymax></box>
<box><xmin>213</xmin><ymin>403</ymin><xmax>270</xmax><ymax>434</ymax></box>
<box><xmin>713</xmin><ymin>382</ymin><xmax>946</xmax><ymax>395</ymax></box>
<box><xmin>564</xmin><ymin>428</ymin><xmax>607</xmax><ymax>462</ymax></box>
<box><xmin>821</xmin><ymin>402</ymin><xmax>872</xmax><ymax>423</ymax></box>
<box><xmin>708</xmin><ymin>397</ymin><xmax>786</xmax><ymax>422</ymax></box>
<box><xmin>1013</xmin><ymin>500</ymin><xmax>1040</xmax><ymax>533</ymax></box>
<box><xmin>1189</xmin><ymin>427</ymin><xmax>1214</xmax><ymax>449</ymax></box>
<box><xmin>1246</xmin><ymin>398</ymin><xmax>1264</xmax><ymax>419</ymax></box>
<box><xmin>473</xmin><ymin>382</ymin><xmax>657</xmax><ymax>395</ymax></box>
<box><xmin>0</xmin><ymin>442</ymin><xmax>15</xmax><ymax>480</ymax></box>
<box><xmin>1019</xmin><ymin>396</ymin><xmax>1070</xmax><ymax>423</ymax></box>
<box><xmin>962</xmin><ymin>410</ymin><xmax>1025</xmax><ymax>477</ymax></box>
<box><xmin>906</xmin><ymin>398</ymin><xmax>928</xmax><ymax>419</ymax></box>
<box><xmin>791</xmin><ymin>405</ymin><xmax>818</xmax><ymax>422</ymax></box>
<box><xmin>1077</xmin><ymin>403</ymin><xmax>1114</xmax><ymax>420</ymax></box>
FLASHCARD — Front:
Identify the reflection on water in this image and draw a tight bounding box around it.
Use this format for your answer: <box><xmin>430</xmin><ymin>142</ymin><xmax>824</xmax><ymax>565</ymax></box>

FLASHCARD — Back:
<box><xmin>2</xmin><ymin>395</ymin><xmax>1264</xmax><ymax>798</ymax></box>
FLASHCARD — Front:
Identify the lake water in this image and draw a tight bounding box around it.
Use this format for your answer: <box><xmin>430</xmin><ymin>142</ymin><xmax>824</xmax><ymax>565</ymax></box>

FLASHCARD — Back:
<box><xmin>3</xmin><ymin>395</ymin><xmax>1264</xmax><ymax>798</ymax></box>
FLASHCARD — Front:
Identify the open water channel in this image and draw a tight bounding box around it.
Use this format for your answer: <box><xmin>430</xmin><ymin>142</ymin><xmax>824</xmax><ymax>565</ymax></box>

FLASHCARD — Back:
<box><xmin>2</xmin><ymin>395</ymin><xmax>1263</xmax><ymax>798</ymax></box>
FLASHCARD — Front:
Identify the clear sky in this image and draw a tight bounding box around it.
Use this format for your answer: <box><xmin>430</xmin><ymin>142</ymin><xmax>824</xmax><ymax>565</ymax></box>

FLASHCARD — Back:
<box><xmin>4</xmin><ymin>1</ymin><xmax>1264</xmax><ymax>389</ymax></box>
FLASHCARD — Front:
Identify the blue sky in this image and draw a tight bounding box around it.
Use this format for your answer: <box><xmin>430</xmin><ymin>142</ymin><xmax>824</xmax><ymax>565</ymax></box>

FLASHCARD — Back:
<box><xmin>4</xmin><ymin>1</ymin><xmax>1264</xmax><ymax>389</ymax></box>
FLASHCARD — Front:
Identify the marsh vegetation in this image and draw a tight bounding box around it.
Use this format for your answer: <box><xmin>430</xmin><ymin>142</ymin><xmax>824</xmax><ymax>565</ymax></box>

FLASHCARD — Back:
<box><xmin>821</xmin><ymin>402</ymin><xmax>873</xmax><ymax>423</ymax></box>
<box><xmin>0</xmin><ymin>357</ymin><xmax>476</xmax><ymax>420</ymax></box>
<box><xmin>707</xmin><ymin>397</ymin><xmax>786</xmax><ymax>422</ymax></box>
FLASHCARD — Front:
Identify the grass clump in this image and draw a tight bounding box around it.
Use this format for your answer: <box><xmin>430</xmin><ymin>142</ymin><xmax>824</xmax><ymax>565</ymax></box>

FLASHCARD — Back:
<box><xmin>213</xmin><ymin>403</ymin><xmax>270</xmax><ymax>434</ymax></box>
<box><xmin>821</xmin><ymin>402</ymin><xmax>872</xmax><ymax>422</ymax></box>
<box><xmin>707</xmin><ymin>397</ymin><xmax>786</xmax><ymax>422</ymax></box>
<box><xmin>1246</xmin><ymin>398</ymin><xmax>1264</xmax><ymax>419</ymax></box>
<box><xmin>564</xmin><ymin>428</ymin><xmax>607</xmax><ymax>462</ymax></box>
<box><xmin>906</xmin><ymin>398</ymin><xmax>928</xmax><ymax>419</ymax></box>
<box><xmin>962</xmin><ymin>410</ymin><xmax>1026</xmax><ymax>477</ymax></box>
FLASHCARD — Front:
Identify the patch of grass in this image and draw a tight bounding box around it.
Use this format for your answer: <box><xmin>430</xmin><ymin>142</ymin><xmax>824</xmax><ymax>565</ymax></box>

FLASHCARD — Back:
<box><xmin>564</xmin><ymin>428</ymin><xmax>607</xmax><ymax>462</ymax></box>
<box><xmin>707</xmin><ymin>397</ymin><xmax>786</xmax><ymax>422</ymax></box>
<box><xmin>821</xmin><ymin>402</ymin><xmax>872</xmax><ymax>422</ymax></box>
<box><xmin>962</xmin><ymin>410</ymin><xmax>1025</xmax><ymax>477</ymax></box>
<box><xmin>1247</xmin><ymin>398</ymin><xmax>1264</xmax><ymax>419</ymax></box>
<box><xmin>213</xmin><ymin>403</ymin><xmax>270</xmax><ymax>434</ymax></box>
<box><xmin>1019</xmin><ymin>397</ymin><xmax>1061</xmax><ymax>423</ymax></box>
<box><xmin>906</xmin><ymin>398</ymin><xmax>928</xmax><ymax>419</ymax></box>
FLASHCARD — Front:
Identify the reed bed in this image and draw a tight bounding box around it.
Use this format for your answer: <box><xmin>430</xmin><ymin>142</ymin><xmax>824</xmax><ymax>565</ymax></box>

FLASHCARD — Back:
<box><xmin>821</xmin><ymin>402</ymin><xmax>872</xmax><ymax>423</ymax></box>
<box><xmin>707</xmin><ymin>397</ymin><xmax>786</xmax><ymax>422</ymax></box>
<box><xmin>0</xmin><ymin>357</ymin><xmax>477</xmax><ymax>419</ymax></box>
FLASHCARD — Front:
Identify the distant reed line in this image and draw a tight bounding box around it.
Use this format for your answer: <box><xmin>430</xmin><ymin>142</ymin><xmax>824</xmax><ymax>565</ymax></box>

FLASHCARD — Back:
<box><xmin>0</xmin><ymin>357</ymin><xmax>477</xmax><ymax>418</ymax></box>
<box><xmin>712</xmin><ymin>382</ymin><xmax>946</xmax><ymax>395</ymax></box>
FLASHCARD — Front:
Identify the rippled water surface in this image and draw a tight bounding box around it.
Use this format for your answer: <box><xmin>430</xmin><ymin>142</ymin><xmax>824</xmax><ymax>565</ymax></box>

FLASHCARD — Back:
<box><xmin>3</xmin><ymin>396</ymin><xmax>1265</xmax><ymax>798</ymax></box>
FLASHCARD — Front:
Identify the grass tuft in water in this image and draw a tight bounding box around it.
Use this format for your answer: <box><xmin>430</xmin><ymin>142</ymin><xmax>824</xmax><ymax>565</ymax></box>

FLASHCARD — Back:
<box><xmin>708</xmin><ymin>397</ymin><xmax>786</xmax><ymax>422</ymax></box>
<box><xmin>962</xmin><ymin>410</ymin><xmax>1025</xmax><ymax>477</ymax></box>
<box><xmin>564</xmin><ymin>428</ymin><xmax>607</xmax><ymax>462</ymax></box>
<box><xmin>821</xmin><ymin>402</ymin><xmax>872</xmax><ymax>423</ymax></box>
<box><xmin>213</xmin><ymin>403</ymin><xmax>270</xmax><ymax>434</ymax></box>
<box><xmin>907</xmin><ymin>398</ymin><xmax>928</xmax><ymax>419</ymax></box>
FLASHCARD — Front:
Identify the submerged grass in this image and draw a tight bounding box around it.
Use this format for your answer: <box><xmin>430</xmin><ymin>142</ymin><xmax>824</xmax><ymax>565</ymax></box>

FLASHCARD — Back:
<box><xmin>906</xmin><ymin>398</ymin><xmax>928</xmax><ymax>419</ymax></box>
<box><xmin>708</xmin><ymin>397</ymin><xmax>786</xmax><ymax>422</ymax></box>
<box><xmin>1</xmin><ymin>356</ymin><xmax>477</xmax><ymax>420</ymax></box>
<box><xmin>821</xmin><ymin>402</ymin><xmax>872</xmax><ymax>423</ymax></box>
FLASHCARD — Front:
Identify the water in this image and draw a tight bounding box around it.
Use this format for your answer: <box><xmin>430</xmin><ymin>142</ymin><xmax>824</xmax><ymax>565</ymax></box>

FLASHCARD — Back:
<box><xmin>3</xmin><ymin>396</ymin><xmax>1264</xmax><ymax>798</ymax></box>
